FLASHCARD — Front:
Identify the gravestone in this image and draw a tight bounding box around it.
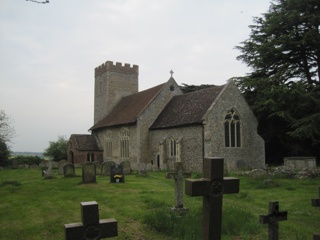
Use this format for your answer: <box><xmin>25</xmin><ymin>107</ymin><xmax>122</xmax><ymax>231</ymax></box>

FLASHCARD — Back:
<box><xmin>259</xmin><ymin>201</ymin><xmax>288</xmax><ymax>240</ymax></box>
<box><xmin>120</xmin><ymin>160</ymin><xmax>131</xmax><ymax>175</ymax></box>
<box><xmin>166</xmin><ymin>162</ymin><xmax>191</xmax><ymax>214</ymax></box>
<box><xmin>110</xmin><ymin>164</ymin><xmax>124</xmax><ymax>183</ymax></box>
<box><xmin>146</xmin><ymin>163</ymin><xmax>152</xmax><ymax>171</ymax></box>
<box><xmin>311</xmin><ymin>187</ymin><xmax>320</xmax><ymax>240</ymax></box>
<box><xmin>64</xmin><ymin>164</ymin><xmax>75</xmax><ymax>177</ymax></box>
<box><xmin>82</xmin><ymin>162</ymin><xmax>96</xmax><ymax>183</ymax></box>
<box><xmin>64</xmin><ymin>201</ymin><xmax>118</xmax><ymax>240</ymax></box>
<box><xmin>58</xmin><ymin>160</ymin><xmax>68</xmax><ymax>175</ymax></box>
<box><xmin>43</xmin><ymin>161</ymin><xmax>54</xmax><ymax>179</ymax></box>
<box><xmin>11</xmin><ymin>159</ymin><xmax>19</xmax><ymax>169</ymax></box>
<box><xmin>101</xmin><ymin>161</ymin><xmax>115</xmax><ymax>176</ymax></box>
<box><xmin>185</xmin><ymin>157</ymin><xmax>240</xmax><ymax>240</ymax></box>
<box><xmin>95</xmin><ymin>162</ymin><xmax>103</xmax><ymax>176</ymax></box>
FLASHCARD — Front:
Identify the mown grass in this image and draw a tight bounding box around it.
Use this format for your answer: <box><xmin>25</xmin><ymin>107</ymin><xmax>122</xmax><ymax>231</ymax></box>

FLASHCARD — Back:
<box><xmin>0</xmin><ymin>168</ymin><xmax>319</xmax><ymax>239</ymax></box>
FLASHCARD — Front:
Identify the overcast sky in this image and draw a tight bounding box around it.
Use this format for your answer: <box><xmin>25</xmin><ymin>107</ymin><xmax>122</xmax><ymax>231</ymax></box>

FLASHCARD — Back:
<box><xmin>0</xmin><ymin>0</ymin><xmax>271</xmax><ymax>152</ymax></box>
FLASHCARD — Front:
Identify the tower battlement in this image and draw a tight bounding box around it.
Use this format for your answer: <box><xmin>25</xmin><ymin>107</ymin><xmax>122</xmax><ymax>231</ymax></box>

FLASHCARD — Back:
<box><xmin>95</xmin><ymin>61</ymin><xmax>139</xmax><ymax>77</ymax></box>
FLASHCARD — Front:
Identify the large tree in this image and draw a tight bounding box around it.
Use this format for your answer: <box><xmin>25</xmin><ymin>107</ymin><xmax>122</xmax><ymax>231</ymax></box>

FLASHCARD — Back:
<box><xmin>235</xmin><ymin>0</ymin><xmax>320</xmax><ymax>164</ymax></box>
<box><xmin>43</xmin><ymin>136</ymin><xmax>68</xmax><ymax>161</ymax></box>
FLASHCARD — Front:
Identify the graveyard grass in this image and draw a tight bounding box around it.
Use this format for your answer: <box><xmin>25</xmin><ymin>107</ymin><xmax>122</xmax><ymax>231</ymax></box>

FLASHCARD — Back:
<box><xmin>0</xmin><ymin>169</ymin><xmax>319</xmax><ymax>240</ymax></box>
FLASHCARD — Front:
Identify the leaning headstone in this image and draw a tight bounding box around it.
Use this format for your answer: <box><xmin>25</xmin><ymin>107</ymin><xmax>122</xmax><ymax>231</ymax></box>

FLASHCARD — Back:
<box><xmin>101</xmin><ymin>161</ymin><xmax>115</xmax><ymax>176</ymax></box>
<box><xmin>64</xmin><ymin>201</ymin><xmax>118</xmax><ymax>240</ymax></box>
<box><xmin>94</xmin><ymin>162</ymin><xmax>103</xmax><ymax>176</ymax></box>
<box><xmin>82</xmin><ymin>162</ymin><xmax>96</xmax><ymax>183</ymax></box>
<box><xmin>110</xmin><ymin>164</ymin><xmax>124</xmax><ymax>183</ymax></box>
<box><xmin>120</xmin><ymin>160</ymin><xmax>131</xmax><ymax>175</ymax></box>
<box><xmin>64</xmin><ymin>164</ymin><xmax>75</xmax><ymax>177</ymax></box>
<box><xmin>58</xmin><ymin>160</ymin><xmax>68</xmax><ymax>175</ymax></box>
<box><xmin>185</xmin><ymin>157</ymin><xmax>240</xmax><ymax>240</ymax></box>
<box><xmin>166</xmin><ymin>162</ymin><xmax>191</xmax><ymax>214</ymax></box>
<box><xmin>259</xmin><ymin>201</ymin><xmax>288</xmax><ymax>240</ymax></box>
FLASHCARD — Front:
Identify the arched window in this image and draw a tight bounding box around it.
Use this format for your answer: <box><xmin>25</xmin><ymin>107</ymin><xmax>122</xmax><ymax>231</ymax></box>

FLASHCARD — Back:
<box><xmin>224</xmin><ymin>109</ymin><xmax>241</xmax><ymax>147</ymax></box>
<box><xmin>170</xmin><ymin>137</ymin><xmax>177</xmax><ymax>157</ymax></box>
<box><xmin>120</xmin><ymin>128</ymin><xmax>129</xmax><ymax>158</ymax></box>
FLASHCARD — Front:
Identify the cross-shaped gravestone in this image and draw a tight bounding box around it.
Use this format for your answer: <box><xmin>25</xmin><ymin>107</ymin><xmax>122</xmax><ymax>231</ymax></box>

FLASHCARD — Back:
<box><xmin>166</xmin><ymin>162</ymin><xmax>191</xmax><ymax>213</ymax></box>
<box><xmin>185</xmin><ymin>157</ymin><xmax>240</xmax><ymax>240</ymax></box>
<box><xmin>259</xmin><ymin>201</ymin><xmax>288</xmax><ymax>240</ymax></box>
<box><xmin>64</xmin><ymin>201</ymin><xmax>117</xmax><ymax>240</ymax></box>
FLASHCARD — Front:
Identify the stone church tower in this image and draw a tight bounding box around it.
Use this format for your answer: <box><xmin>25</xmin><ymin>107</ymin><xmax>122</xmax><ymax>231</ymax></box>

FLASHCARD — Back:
<box><xmin>94</xmin><ymin>61</ymin><xmax>139</xmax><ymax>124</ymax></box>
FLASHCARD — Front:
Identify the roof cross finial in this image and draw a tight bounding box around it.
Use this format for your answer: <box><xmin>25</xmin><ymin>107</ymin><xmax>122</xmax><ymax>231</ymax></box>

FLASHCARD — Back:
<box><xmin>170</xmin><ymin>70</ymin><xmax>174</xmax><ymax>78</ymax></box>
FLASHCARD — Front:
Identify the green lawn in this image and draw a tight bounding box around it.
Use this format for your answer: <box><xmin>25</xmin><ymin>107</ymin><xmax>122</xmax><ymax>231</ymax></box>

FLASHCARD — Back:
<box><xmin>0</xmin><ymin>168</ymin><xmax>319</xmax><ymax>240</ymax></box>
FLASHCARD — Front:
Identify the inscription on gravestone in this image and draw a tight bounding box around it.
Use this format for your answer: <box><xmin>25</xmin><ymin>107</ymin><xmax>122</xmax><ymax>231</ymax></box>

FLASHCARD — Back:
<box><xmin>185</xmin><ymin>157</ymin><xmax>240</xmax><ymax>240</ymax></box>
<box><xmin>64</xmin><ymin>201</ymin><xmax>118</xmax><ymax>240</ymax></box>
<box><xmin>110</xmin><ymin>164</ymin><xmax>124</xmax><ymax>183</ymax></box>
<box><xmin>259</xmin><ymin>201</ymin><xmax>288</xmax><ymax>240</ymax></box>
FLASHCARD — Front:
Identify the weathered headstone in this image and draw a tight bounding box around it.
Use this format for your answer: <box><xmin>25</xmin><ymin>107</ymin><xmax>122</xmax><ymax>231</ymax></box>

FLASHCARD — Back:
<box><xmin>311</xmin><ymin>187</ymin><xmax>320</xmax><ymax>240</ymax></box>
<box><xmin>146</xmin><ymin>163</ymin><xmax>152</xmax><ymax>171</ymax></box>
<box><xmin>166</xmin><ymin>162</ymin><xmax>191</xmax><ymax>214</ymax></box>
<box><xmin>259</xmin><ymin>201</ymin><xmax>288</xmax><ymax>240</ymax></box>
<box><xmin>94</xmin><ymin>161</ymin><xmax>103</xmax><ymax>176</ymax></box>
<box><xmin>101</xmin><ymin>161</ymin><xmax>115</xmax><ymax>176</ymax></box>
<box><xmin>64</xmin><ymin>201</ymin><xmax>118</xmax><ymax>240</ymax></box>
<box><xmin>82</xmin><ymin>162</ymin><xmax>96</xmax><ymax>183</ymax></box>
<box><xmin>110</xmin><ymin>164</ymin><xmax>124</xmax><ymax>183</ymax></box>
<box><xmin>58</xmin><ymin>160</ymin><xmax>68</xmax><ymax>175</ymax></box>
<box><xmin>185</xmin><ymin>157</ymin><xmax>240</xmax><ymax>240</ymax></box>
<box><xmin>120</xmin><ymin>160</ymin><xmax>131</xmax><ymax>175</ymax></box>
<box><xmin>64</xmin><ymin>164</ymin><xmax>75</xmax><ymax>177</ymax></box>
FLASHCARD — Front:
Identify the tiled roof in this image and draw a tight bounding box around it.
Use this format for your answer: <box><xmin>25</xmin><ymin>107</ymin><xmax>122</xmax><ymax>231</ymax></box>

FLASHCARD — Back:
<box><xmin>90</xmin><ymin>83</ymin><xmax>165</xmax><ymax>130</ymax></box>
<box><xmin>150</xmin><ymin>85</ymin><xmax>225</xmax><ymax>129</ymax></box>
<box><xmin>70</xmin><ymin>134</ymin><xmax>103</xmax><ymax>151</ymax></box>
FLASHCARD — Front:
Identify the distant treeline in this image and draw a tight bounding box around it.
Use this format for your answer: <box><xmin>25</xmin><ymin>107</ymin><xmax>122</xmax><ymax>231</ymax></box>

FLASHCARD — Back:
<box><xmin>11</xmin><ymin>152</ymin><xmax>44</xmax><ymax>158</ymax></box>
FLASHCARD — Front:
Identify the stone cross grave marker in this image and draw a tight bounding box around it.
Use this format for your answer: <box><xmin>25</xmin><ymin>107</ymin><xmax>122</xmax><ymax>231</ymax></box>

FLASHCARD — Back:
<box><xmin>110</xmin><ymin>164</ymin><xmax>124</xmax><ymax>183</ymax></box>
<box><xmin>185</xmin><ymin>157</ymin><xmax>240</xmax><ymax>240</ymax></box>
<box><xmin>259</xmin><ymin>201</ymin><xmax>288</xmax><ymax>240</ymax></box>
<box><xmin>82</xmin><ymin>162</ymin><xmax>96</xmax><ymax>183</ymax></box>
<box><xmin>166</xmin><ymin>162</ymin><xmax>191</xmax><ymax>213</ymax></box>
<box><xmin>65</xmin><ymin>201</ymin><xmax>117</xmax><ymax>240</ymax></box>
<box><xmin>311</xmin><ymin>187</ymin><xmax>320</xmax><ymax>240</ymax></box>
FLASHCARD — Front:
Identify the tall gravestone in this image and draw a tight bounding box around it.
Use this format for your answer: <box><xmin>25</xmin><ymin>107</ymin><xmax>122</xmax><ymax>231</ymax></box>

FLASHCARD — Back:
<box><xmin>64</xmin><ymin>201</ymin><xmax>118</xmax><ymax>240</ymax></box>
<box><xmin>94</xmin><ymin>162</ymin><xmax>103</xmax><ymax>176</ymax></box>
<box><xmin>110</xmin><ymin>164</ymin><xmax>124</xmax><ymax>183</ymax></box>
<box><xmin>82</xmin><ymin>162</ymin><xmax>96</xmax><ymax>183</ymax></box>
<box><xmin>166</xmin><ymin>162</ymin><xmax>191</xmax><ymax>214</ymax></box>
<box><xmin>185</xmin><ymin>157</ymin><xmax>240</xmax><ymax>240</ymax></box>
<box><xmin>44</xmin><ymin>161</ymin><xmax>54</xmax><ymax>179</ymax></box>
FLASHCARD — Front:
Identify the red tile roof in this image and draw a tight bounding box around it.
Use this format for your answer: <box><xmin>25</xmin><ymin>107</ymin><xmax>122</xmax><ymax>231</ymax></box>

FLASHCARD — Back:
<box><xmin>90</xmin><ymin>83</ymin><xmax>165</xmax><ymax>131</ymax></box>
<box><xmin>70</xmin><ymin>134</ymin><xmax>103</xmax><ymax>151</ymax></box>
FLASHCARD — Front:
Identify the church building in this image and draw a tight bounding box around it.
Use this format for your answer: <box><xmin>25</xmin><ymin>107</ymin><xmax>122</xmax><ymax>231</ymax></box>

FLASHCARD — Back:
<box><xmin>68</xmin><ymin>60</ymin><xmax>265</xmax><ymax>172</ymax></box>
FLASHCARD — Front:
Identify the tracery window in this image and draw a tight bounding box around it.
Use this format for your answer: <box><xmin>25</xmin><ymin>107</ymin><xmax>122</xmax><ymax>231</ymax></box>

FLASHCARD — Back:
<box><xmin>224</xmin><ymin>109</ymin><xmax>241</xmax><ymax>147</ymax></box>
<box><xmin>120</xmin><ymin>128</ymin><xmax>129</xmax><ymax>158</ymax></box>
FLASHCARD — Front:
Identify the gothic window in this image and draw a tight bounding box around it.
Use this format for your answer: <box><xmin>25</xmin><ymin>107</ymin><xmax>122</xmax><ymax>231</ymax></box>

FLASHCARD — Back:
<box><xmin>120</xmin><ymin>128</ymin><xmax>129</xmax><ymax>158</ymax></box>
<box><xmin>170</xmin><ymin>137</ymin><xmax>177</xmax><ymax>157</ymax></box>
<box><xmin>104</xmin><ymin>131</ymin><xmax>112</xmax><ymax>158</ymax></box>
<box><xmin>224</xmin><ymin>109</ymin><xmax>241</xmax><ymax>147</ymax></box>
